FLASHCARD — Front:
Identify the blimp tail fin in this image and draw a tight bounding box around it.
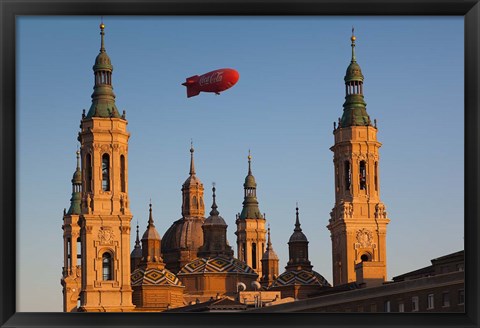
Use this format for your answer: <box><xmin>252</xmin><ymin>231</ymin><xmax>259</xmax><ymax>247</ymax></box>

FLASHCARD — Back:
<box><xmin>185</xmin><ymin>85</ymin><xmax>200</xmax><ymax>98</ymax></box>
<box><xmin>182</xmin><ymin>75</ymin><xmax>200</xmax><ymax>98</ymax></box>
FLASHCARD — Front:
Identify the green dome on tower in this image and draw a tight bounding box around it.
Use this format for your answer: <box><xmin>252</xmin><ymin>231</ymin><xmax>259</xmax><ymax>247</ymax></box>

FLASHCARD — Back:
<box><xmin>340</xmin><ymin>29</ymin><xmax>371</xmax><ymax>128</ymax></box>
<box><xmin>85</xmin><ymin>22</ymin><xmax>121</xmax><ymax>119</ymax></box>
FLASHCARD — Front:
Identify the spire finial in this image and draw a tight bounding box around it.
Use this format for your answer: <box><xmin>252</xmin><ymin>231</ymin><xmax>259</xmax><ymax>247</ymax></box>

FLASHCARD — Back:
<box><xmin>210</xmin><ymin>182</ymin><xmax>219</xmax><ymax>216</ymax></box>
<box><xmin>135</xmin><ymin>220</ymin><xmax>140</xmax><ymax>247</ymax></box>
<box><xmin>148</xmin><ymin>201</ymin><xmax>155</xmax><ymax>227</ymax></box>
<box><xmin>99</xmin><ymin>17</ymin><xmax>106</xmax><ymax>53</ymax></box>
<box><xmin>350</xmin><ymin>26</ymin><xmax>356</xmax><ymax>62</ymax></box>
<box><xmin>267</xmin><ymin>224</ymin><xmax>272</xmax><ymax>248</ymax></box>
<box><xmin>75</xmin><ymin>147</ymin><xmax>80</xmax><ymax>169</ymax></box>
<box><xmin>294</xmin><ymin>203</ymin><xmax>302</xmax><ymax>232</ymax></box>
<box><xmin>189</xmin><ymin>141</ymin><xmax>196</xmax><ymax>176</ymax></box>
<box><xmin>247</xmin><ymin>149</ymin><xmax>252</xmax><ymax>175</ymax></box>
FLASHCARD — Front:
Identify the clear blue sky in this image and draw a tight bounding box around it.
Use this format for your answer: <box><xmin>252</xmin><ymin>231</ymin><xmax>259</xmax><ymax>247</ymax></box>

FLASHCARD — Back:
<box><xmin>17</xmin><ymin>16</ymin><xmax>464</xmax><ymax>312</ymax></box>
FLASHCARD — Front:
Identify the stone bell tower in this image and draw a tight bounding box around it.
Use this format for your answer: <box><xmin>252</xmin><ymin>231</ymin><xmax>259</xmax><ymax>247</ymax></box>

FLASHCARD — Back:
<box><xmin>327</xmin><ymin>29</ymin><xmax>390</xmax><ymax>287</ymax></box>
<box><xmin>77</xmin><ymin>22</ymin><xmax>134</xmax><ymax>311</ymax></box>
<box><xmin>235</xmin><ymin>151</ymin><xmax>267</xmax><ymax>277</ymax></box>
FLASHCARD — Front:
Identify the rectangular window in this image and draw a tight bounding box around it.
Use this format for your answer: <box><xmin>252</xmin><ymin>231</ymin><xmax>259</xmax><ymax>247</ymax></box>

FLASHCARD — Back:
<box><xmin>357</xmin><ymin>305</ymin><xmax>364</xmax><ymax>312</ymax></box>
<box><xmin>398</xmin><ymin>302</ymin><xmax>405</xmax><ymax>312</ymax></box>
<box><xmin>370</xmin><ymin>303</ymin><xmax>377</xmax><ymax>312</ymax></box>
<box><xmin>384</xmin><ymin>301</ymin><xmax>391</xmax><ymax>312</ymax></box>
<box><xmin>76</xmin><ymin>238</ymin><xmax>81</xmax><ymax>266</ymax></box>
<box><xmin>412</xmin><ymin>296</ymin><xmax>419</xmax><ymax>312</ymax></box>
<box><xmin>427</xmin><ymin>294</ymin><xmax>435</xmax><ymax>309</ymax></box>
<box><xmin>458</xmin><ymin>290</ymin><xmax>465</xmax><ymax>305</ymax></box>
<box><xmin>442</xmin><ymin>292</ymin><xmax>450</xmax><ymax>307</ymax></box>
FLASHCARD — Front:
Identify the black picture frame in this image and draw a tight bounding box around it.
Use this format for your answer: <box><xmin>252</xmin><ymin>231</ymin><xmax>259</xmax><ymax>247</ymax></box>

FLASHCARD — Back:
<box><xmin>1</xmin><ymin>1</ymin><xmax>478</xmax><ymax>327</ymax></box>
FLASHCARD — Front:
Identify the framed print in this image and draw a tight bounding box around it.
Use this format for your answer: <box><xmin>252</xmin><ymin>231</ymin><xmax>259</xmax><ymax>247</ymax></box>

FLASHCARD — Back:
<box><xmin>1</xmin><ymin>1</ymin><xmax>478</xmax><ymax>328</ymax></box>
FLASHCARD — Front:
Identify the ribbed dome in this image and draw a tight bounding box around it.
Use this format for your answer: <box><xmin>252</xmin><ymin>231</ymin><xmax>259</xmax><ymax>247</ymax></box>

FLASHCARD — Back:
<box><xmin>131</xmin><ymin>267</ymin><xmax>183</xmax><ymax>287</ymax></box>
<box><xmin>178</xmin><ymin>255</ymin><xmax>257</xmax><ymax>276</ymax></box>
<box><xmin>161</xmin><ymin>217</ymin><xmax>204</xmax><ymax>253</ymax></box>
<box><xmin>271</xmin><ymin>270</ymin><xmax>330</xmax><ymax>287</ymax></box>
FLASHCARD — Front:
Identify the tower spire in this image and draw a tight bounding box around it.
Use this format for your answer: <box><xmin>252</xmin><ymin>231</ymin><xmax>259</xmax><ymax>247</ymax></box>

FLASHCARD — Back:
<box><xmin>267</xmin><ymin>225</ymin><xmax>272</xmax><ymax>248</ymax></box>
<box><xmin>67</xmin><ymin>150</ymin><xmax>82</xmax><ymax>215</ymax></box>
<box><xmin>248</xmin><ymin>149</ymin><xmax>252</xmax><ymax>175</ymax></box>
<box><xmin>135</xmin><ymin>220</ymin><xmax>141</xmax><ymax>248</ymax></box>
<box><xmin>351</xmin><ymin>26</ymin><xmax>356</xmax><ymax>62</ymax></box>
<box><xmin>340</xmin><ymin>28</ymin><xmax>370</xmax><ymax>127</ymax></box>
<box><xmin>148</xmin><ymin>201</ymin><xmax>155</xmax><ymax>228</ymax></box>
<box><xmin>294</xmin><ymin>203</ymin><xmax>301</xmax><ymax>232</ymax></box>
<box><xmin>189</xmin><ymin>140</ymin><xmax>196</xmax><ymax>176</ymax></box>
<box><xmin>100</xmin><ymin>19</ymin><xmax>106</xmax><ymax>53</ymax></box>
<box><xmin>86</xmin><ymin>21</ymin><xmax>120</xmax><ymax>119</ymax></box>
<box><xmin>210</xmin><ymin>182</ymin><xmax>219</xmax><ymax>216</ymax></box>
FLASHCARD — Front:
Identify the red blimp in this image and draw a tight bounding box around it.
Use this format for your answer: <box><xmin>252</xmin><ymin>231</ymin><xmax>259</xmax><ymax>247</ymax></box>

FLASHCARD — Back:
<box><xmin>182</xmin><ymin>68</ymin><xmax>239</xmax><ymax>98</ymax></box>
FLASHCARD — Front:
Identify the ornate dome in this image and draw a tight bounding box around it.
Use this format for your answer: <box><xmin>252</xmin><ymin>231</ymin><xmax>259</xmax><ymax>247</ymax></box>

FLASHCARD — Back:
<box><xmin>270</xmin><ymin>270</ymin><xmax>330</xmax><ymax>287</ymax></box>
<box><xmin>161</xmin><ymin>217</ymin><xmax>204</xmax><ymax>253</ymax></box>
<box><xmin>178</xmin><ymin>256</ymin><xmax>257</xmax><ymax>276</ymax></box>
<box><xmin>131</xmin><ymin>267</ymin><xmax>183</xmax><ymax>287</ymax></box>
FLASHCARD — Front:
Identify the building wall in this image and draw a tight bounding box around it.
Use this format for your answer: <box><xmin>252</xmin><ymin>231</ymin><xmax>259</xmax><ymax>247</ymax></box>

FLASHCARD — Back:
<box><xmin>249</xmin><ymin>271</ymin><xmax>464</xmax><ymax>313</ymax></box>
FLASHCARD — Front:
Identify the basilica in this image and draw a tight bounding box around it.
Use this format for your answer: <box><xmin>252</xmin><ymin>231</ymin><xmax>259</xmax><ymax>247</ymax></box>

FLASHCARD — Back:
<box><xmin>60</xmin><ymin>23</ymin><xmax>390</xmax><ymax>312</ymax></box>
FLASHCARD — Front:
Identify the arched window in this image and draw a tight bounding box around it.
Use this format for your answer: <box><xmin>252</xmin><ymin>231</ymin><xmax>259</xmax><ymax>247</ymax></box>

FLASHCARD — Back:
<box><xmin>192</xmin><ymin>196</ymin><xmax>198</xmax><ymax>209</ymax></box>
<box><xmin>252</xmin><ymin>243</ymin><xmax>257</xmax><ymax>269</ymax></box>
<box><xmin>86</xmin><ymin>154</ymin><xmax>92</xmax><ymax>192</ymax></box>
<box><xmin>102</xmin><ymin>252</ymin><xmax>113</xmax><ymax>281</ymax></box>
<box><xmin>120</xmin><ymin>155</ymin><xmax>126</xmax><ymax>192</ymax></box>
<box><xmin>359</xmin><ymin>161</ymin><xmax>367</xmax><ymax>190</ymax></box>
<box><xmin>344</xmin><ymin>161</ymin><xmax>351</xmax><ymax>191</ymax></box>
<box><xmin>360</xmin><ymin>253</ymin><xmax>371</xmax><ymax>262</ymax></box>
<box><xmin>374</xmin><ymin>162</ymin><xmax>378</xmax><ymax>191</ymax></box>
<box><xmin>102</xmin><ymin>154</ymin><xmax>110</xmax><ymax>191</ymax></box>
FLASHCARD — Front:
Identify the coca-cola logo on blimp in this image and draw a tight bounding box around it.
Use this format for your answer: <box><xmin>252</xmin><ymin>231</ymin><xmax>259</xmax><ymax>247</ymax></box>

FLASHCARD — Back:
<box><xmin>199</xmin><ymin>71</ymin><xmax>224</xmax><ymax>86</ymax></box>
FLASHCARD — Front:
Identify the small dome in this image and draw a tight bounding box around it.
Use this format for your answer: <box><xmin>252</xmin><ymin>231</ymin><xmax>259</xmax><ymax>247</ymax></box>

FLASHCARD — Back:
<box><xmin>183</xmin><ymin>174</ymin><xmax>201</xmax><ymax>187</ymax></box>
<box><xmin>289</xmin><ymin>230</ymin><xmax>308</xmax><ymax>243</ymax></box>
<box><xmin>244</xmin><ymin>174</ymin><xmax>257</xmax><ymax>188</ymax></box>
<box><xmin>162</xmin><ymin>217</ymin><xmax>204</xmax><ymax>253</ymax></box>
<box><xmin>142</xmin><ymin>225</ymin><xmax>161</xmax><ymax>241</ymax></box>
<box><xmin>178</xmin><ymin>255</ymin><xmax>257</xmax><ymax>276</ymax></box>
<box><xmin>72</xmin><ymin>168</ymin><xmax>82</xmax><ymax>184</ymax></box>
<box><xmin>130</xmin><ymin>246</ymin><xmax>142</xmax><ymax>259</ymax></box>
<box><xmin>93</xmin><ymin>52</ymin><xmax>112</xmax><ymax>70</ymax></box>
<box><xmin>261</xmin><ymin>248</ymin><xmax>279</xmax><ymax>261</ymax></box>
<box><xmin>131</xmin><ymin>267</ymin><xmax>183</xmax><ymax>287</ymax></box>
<box><xmin>344</xmin><ymin>61</ymin><xmax>364</xmax><ymax>82</ymax></box>
<box><xmin>271</xmin><ymin>270</ymin><xmax>330</xmax><ymax>287</ymax></box>
<box><xmin>203</xmin><ymin>214</ymin><xmax>227</xmax><ymax>226</ymax></box>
